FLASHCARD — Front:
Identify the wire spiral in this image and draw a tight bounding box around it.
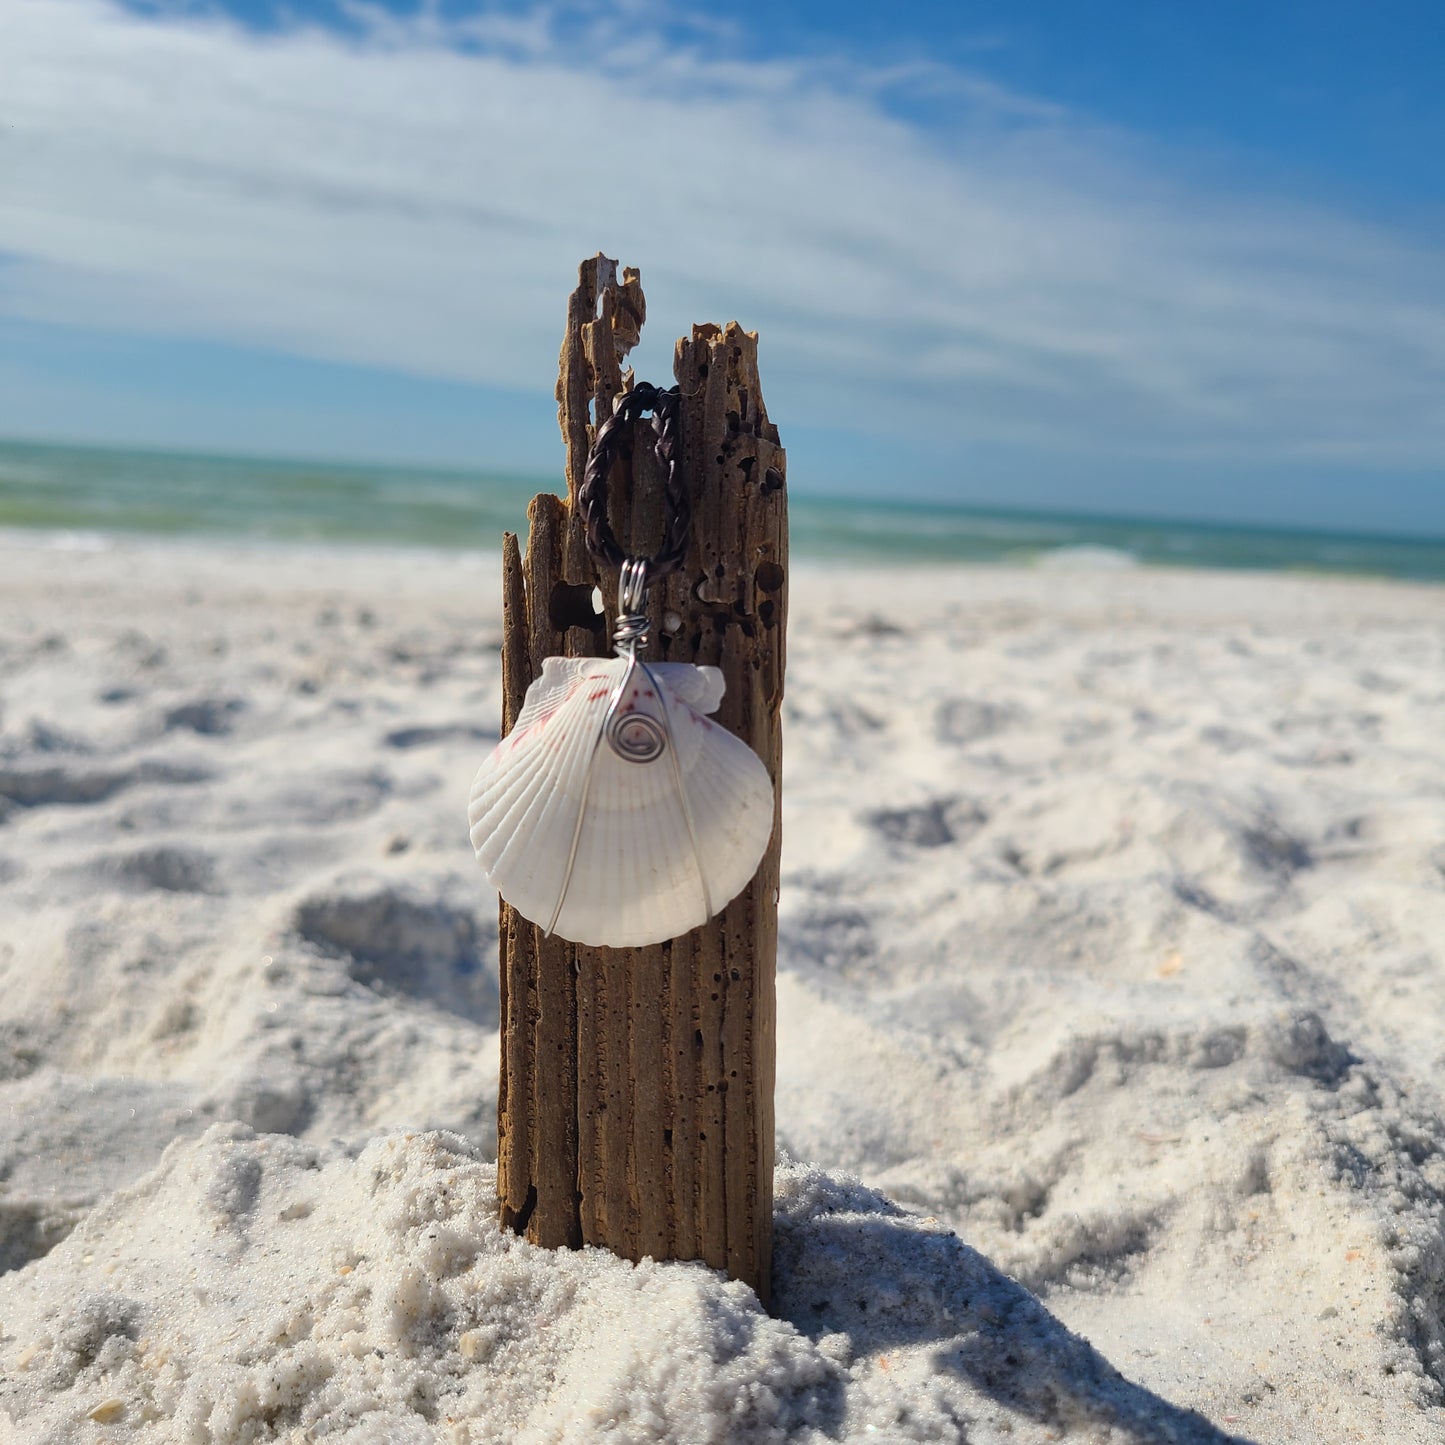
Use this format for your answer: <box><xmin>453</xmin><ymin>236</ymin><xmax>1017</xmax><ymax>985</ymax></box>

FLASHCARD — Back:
<box><xmin>606</xmin><ymin>710</ymin><xmax>667</xmax><ymax>763</ymax></box>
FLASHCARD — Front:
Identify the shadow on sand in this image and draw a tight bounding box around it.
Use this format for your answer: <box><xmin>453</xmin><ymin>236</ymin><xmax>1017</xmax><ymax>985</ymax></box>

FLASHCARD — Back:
<box><xmin>773</xmin><ymin>1165</ymin><xmax>1259</xmax><ymax>1444</ymax></box>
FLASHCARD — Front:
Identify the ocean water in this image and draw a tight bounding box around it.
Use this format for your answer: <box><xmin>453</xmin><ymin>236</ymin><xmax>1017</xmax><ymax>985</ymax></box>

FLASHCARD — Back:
<box><xmin>2</xmin><ymin>438</ymin><xmax>1443</xmax><ymax>582</ymax></box>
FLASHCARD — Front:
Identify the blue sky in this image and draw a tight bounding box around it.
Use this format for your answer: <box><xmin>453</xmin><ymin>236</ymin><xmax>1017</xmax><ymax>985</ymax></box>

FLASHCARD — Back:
<box><xmin>2</xmin><ymin>0</ymin><xmax>1442</xmax><ymax>532</ymax></box>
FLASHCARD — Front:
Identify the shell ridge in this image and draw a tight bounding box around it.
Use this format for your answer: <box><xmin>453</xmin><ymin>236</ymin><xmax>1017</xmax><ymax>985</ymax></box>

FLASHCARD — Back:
<box><xmin>684</xmin><ymin>764</ymin><xmax>772</xmax><ymax>897</ymax></box>
<box><xmin>643</xmin><ymin>659</ymin><xmax>715</xmax><ymax>922</ymax></box>
<box><xmin>488</xmin><ymin>685</ymin><xmax>611</xmax><ymax>889</ymax></box>
<box><xmin>511</xmin><ymin>656</ymin><xmax>588</xmax><ymax>731</ymax></box>
<box><xmin>471</xmin><ymin>659</ymin><xmax>622</xmax><ymax>920</ymax></box>
<box><xmin>559</xmin><ymin>669</ymin><xmax>705</xmax><ymax>944</ymax></box>
<box><xmin>670</xmin><ymin>700</ymin><xmax>775</xmax><ymax>900</ymax></box>
<box><xmin>469</xmin><ymin>703</ymin><xmax>590</xmax><ymax>856</ymax></box>
<box><xmin>470</xmin><ymin>714</ymin><xmax>566</xmax><ymax>822</ymax></box>
<box><xmin>562</xmin><ymin>778</ymin><xmax>703</xmax><ymax>945</ymax></box>
<box><xmin>472</xmin><ymin>752</ymin><xmax>563</xmax><ymax>872</ymax></box>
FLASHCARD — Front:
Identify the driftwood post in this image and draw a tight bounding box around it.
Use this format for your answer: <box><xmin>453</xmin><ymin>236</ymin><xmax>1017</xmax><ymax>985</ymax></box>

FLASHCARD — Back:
<box><xmin>495</xmin><ymin>256</ymin><xmax>787</xmax><ymax>1301</ymax></box>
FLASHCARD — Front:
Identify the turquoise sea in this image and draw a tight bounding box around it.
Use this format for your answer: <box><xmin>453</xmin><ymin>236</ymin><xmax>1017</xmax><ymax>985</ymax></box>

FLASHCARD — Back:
<box><xmin>2</xmin><ymin>437</ymin><xmax>1443</xmax><ymax>582</ymax></box>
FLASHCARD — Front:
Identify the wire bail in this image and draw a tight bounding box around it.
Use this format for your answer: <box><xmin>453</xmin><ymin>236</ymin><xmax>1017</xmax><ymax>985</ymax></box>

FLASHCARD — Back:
<box><xmin>613</xmin><ymin>557</ymin><xmax>651</xmax><ymax>658</ymax></box>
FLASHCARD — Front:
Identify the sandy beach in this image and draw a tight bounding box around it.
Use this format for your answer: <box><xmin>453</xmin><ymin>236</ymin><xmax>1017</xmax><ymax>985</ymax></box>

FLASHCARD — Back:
<box><xmin>0</xmin><ymin>528</ymin><xmax>1441</xmax><ymax>1444</ymax></box>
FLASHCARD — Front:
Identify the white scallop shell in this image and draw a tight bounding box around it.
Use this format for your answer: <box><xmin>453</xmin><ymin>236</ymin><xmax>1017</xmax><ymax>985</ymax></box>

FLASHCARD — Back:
<box><xmin>468</xmin><ymin>655</ymin><xmax>775</xmax><ymax>947</ymax></box>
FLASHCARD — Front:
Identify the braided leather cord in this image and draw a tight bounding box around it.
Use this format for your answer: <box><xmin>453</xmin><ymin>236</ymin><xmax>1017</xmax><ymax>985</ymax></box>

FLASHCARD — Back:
<box><xmin>577</xmin><ymin>382</ymin><xmax>688</xmax><ymax>578</ymax></box>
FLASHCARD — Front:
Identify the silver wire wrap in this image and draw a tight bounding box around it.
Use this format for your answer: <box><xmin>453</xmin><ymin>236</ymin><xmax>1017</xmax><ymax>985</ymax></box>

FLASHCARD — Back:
<box><xmin>612</xmin><ymin>556</ymin><xmax>651</xmax><ymax>658</ymax></box>
<box><xmin>542</xmin><ymin>552</ymin><xmax>715</xmax><ymax>938</ymax></box>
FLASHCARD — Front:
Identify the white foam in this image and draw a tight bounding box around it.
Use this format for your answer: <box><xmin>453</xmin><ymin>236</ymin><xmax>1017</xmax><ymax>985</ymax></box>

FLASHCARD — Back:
<box><xmin>1032</xmin><ymin>543</ymin><xmax>1140</xmax><ymax>569</ymax></box>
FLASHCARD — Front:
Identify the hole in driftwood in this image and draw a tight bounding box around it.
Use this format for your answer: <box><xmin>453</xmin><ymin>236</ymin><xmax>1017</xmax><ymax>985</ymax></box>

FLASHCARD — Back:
<box><xmin>755</xmin><ymin>561</ymin><xmax>785</xmax><ymax>593</ymax></box>
<box><xmin>550</xmin><ymin>580</ymin><xmax>604</xmax><ymax>634</ymax></box>
<box><xmin>512</xmin><ymin>1185</ymin><xmax>538</xmax><ymax>1234</ymax></box>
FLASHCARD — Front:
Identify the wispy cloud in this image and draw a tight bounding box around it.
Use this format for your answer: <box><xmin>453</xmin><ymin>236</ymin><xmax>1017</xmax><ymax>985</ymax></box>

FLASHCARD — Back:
<box><xmin>4</xmin><ymin>0</ymin><xmax>1443</xmax><ymax>467</ymax></box>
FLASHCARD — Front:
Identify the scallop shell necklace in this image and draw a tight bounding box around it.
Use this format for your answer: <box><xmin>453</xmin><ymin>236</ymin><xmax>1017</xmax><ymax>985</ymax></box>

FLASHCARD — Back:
<box><xmin>468</xmin><ymin>383</ymin><xmax>775</xmax><ymax>948</ymax></box>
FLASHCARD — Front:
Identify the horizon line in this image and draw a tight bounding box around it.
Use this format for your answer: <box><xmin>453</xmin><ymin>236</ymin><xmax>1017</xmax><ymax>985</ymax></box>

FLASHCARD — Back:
<box><xmin>3</xmin><ymin>430</ymin><xmax>1443</xmax><ymax>551</ymax></box>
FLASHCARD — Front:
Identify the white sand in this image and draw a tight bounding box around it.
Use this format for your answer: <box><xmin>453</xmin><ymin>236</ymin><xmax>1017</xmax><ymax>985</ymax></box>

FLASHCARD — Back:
<box><xmin>0</xmin><ymin>530</ymin><xmax>1441</xmax><ymax>1443</ymax></box>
